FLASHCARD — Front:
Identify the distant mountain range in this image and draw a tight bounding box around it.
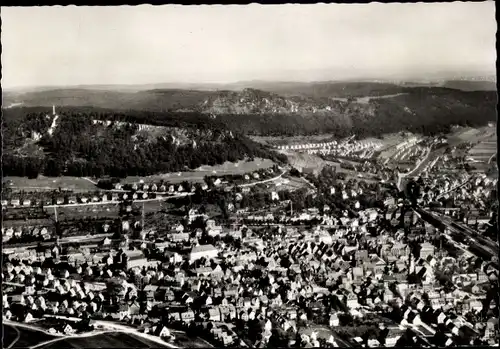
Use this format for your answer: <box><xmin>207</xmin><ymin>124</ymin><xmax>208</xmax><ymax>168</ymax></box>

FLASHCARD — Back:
<box><xmin>4</xmin><ymin>72</ymin><xmax>496</xmax><ymax>95</ymax></box>
<box><xmin>3</xmin><ymin>77</ymin><xmax>496</xmax><ymax>109</ymax></box>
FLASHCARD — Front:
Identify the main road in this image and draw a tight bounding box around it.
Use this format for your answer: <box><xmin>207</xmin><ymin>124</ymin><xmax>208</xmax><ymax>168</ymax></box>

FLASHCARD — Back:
<box><xmin>397</xmin><ymin>147</ymin><xmax>434</xmax><ymax>190</ymax></box>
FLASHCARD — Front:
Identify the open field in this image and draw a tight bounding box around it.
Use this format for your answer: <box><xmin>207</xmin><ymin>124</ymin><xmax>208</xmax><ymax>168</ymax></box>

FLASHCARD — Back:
<box><xmin>35</xmin><ymin>199</ymin><xmax>180</xmax><ymax>223</ymax></box>
<box><xmin>468</xmin><ymin>140</ymin><xmax>496</xmax><ymax>158</ymax></box>
<box><xmin>121</xmin><ymin>158</ymin><xmax>275</xmax><ymax>185</ymax></box>
<box><xmin>356</xmin><ymin>93</ymin><xmax>408</xmax><ymax>104</ymax></box>
<box><xmin>172</xmin><ymin>332</ymin><xmax>213</xmax><ymax>348</ymax></box>
<box><xmin>3</xmin><ymin>324</ymin><xmax>59</xmax><ymax>349</ymax></box>
<box><xmin>196</xmin><ymin>158</ymin><xmax>274</xmax><ymax>174</ymax></box>
<box><xmin>37</xmin><ymin>331</ymin><xmax>169</xmax><ymax>349</ymax></box>
<box><xmin>4</xmin><ymin>176</ymin><xmax>98</xmax><ymax>192</ymax></box>
<box><xmin>462</xmin><ymin>129</ymin><xmax>497</xmax><ymax>171</ymax></box>
<box><xmin>2</xmin><ymin>324</ymin><xmax>19</xmax><ymax>348</ymax></box>
<box><xmin>301</xmin><ymin>324</ymin><xmax>352</xmax><ymax>347</ymax></box>
<box><xmin>301</xmin><ymin>324</ymin><xmax>335</xmax><ymax>339</ymax></box>
<box><xmin>4</xmin><ymin>159</ymin><xmax>275</xmax><ymax>192</ymax></box>
<box><xmin>273</xmin><ymin>176</ymin><xmax>308</xmax><ymax>191</ymax></box>
<box><xmin>287</xmin><ymin>152</ymin><xmax>327</xmax><ymax>171</ymax></box>
<box><xmin>447</xmin><ymin>125</ymin><xmax>496</xmax><ymax>146</ymax></box>
<box><xmin>55</xmin><ymin>203</ymin><xmax>121</xmax><ymax>219</ymax></box>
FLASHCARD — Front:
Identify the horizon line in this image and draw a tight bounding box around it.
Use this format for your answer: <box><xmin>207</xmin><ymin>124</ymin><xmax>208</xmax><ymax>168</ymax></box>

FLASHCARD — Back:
<box><xmin>4</xmin><ymin>74</ymin><xmax>497</xmax><ymax>92</ymax></box>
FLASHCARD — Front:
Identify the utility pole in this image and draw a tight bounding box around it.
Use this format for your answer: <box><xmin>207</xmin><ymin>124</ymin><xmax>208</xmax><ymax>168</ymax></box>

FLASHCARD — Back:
<box><xmin>141</xmin><ymin>202</ymin><xmax>145</xmax><ymax>231</ymax></box>
<box><xmin>53</xmin><ymin>206</ymin><xmax>62</xmax><ymax>239</ymax></box>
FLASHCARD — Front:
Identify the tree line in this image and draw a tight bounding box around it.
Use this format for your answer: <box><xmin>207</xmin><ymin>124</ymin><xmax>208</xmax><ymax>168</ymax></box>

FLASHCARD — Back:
<box><xmin>211</xmin><ymin>88</ymin><xmax>497</xmax><ymax>138</ymax></box>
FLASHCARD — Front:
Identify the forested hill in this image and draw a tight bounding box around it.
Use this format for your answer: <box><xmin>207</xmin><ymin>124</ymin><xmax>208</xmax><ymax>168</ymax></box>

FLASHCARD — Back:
<box><xmin>204</xmin><ymin>87</ymin><xmax>497</xmax><ymax>137</ymax></box>
<box><xmin>4</xmin><ymin>84</ymin><xmax>496</xmax><ymax>139</ymax></box>
<box><xmin>2</xmin><ymin>107</ymin><xmax>287</xmax><ymax>178</ymax></box>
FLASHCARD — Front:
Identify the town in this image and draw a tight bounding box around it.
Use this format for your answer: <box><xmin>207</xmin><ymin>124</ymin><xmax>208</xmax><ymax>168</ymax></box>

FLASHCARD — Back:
<box><xmin>2</xmin><ymin>3</ymin><xmax>497</xmax><ymax>348</ymax></box>
<box><xmin>2</xmin><ymin>122</ymin><xmax>498</xmax><ymax>348</ymax></box>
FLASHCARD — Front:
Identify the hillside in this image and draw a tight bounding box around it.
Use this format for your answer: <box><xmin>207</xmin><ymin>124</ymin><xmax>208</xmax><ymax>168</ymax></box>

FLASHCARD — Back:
<box><xmin>3</xmin><ymin>83</ymin><xmax>496</xmax><ymax>140</ymax></box>
<box><xmin>201</xmin><ymin>87</ymin><xmax>497</xmax><ymax>138</ymax></box>
<box><xmin>242</xmin><ymin>81</ymin><xmax>409</xmax><ymax>99</ymax></box>
<box><xmin>440</xmin><ymin>80</ymin><xmax>497</xmax><ymax>92</ymax></box>
<box><xmin>2</xmin><ymin>107</ymin><xmax>287</xmax><ymax>178</ymax></box>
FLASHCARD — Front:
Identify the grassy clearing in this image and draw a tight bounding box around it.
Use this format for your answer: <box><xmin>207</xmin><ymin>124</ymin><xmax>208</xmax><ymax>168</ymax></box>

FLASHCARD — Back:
<box><xmin>465</xmin><ymin>130</ymin><xmax>496</xmax><ymax>166</ymax></box>
<box><xmin>5</xmin><ymin>159</ymin><xmax>275</xmax><ymax>191</ymax></box>
<box><xmin>37</xmin><ymin>332</ymin><xmax>167</xmax><ymax>349</ymax></box>
<box><xmin>55</xmin><ymin>204</ymin><xmax>121</xmax><ymax>219</ymax></box>
<box><xmin>447</xmin><ymin>125</ymin><xmax>496</xmax><ymax>146</ymax></box>
<box><xmin>122</xmin><ymin>158</ymin><xmax>275</xmax><ymax>184</ymax></box>
<box><xmin>173</xmin><ymin>332</ymin><xmax>213</xmax><ymax>348</ymax></box>
<box><xmin>4</xmin><ymin>176</ymin><xmax>97</xmax><ymax>192</ymax></box>
<box><xmin>273</xmin><ymin>176</ymin><xmax>308</xmax><ymax>191</ymax></box>
<box><xmin>3</xmin><ymin>325</ymin><xmax>58</xmax><ymax>349</ymax></box>
<box><xmin>299</xmin><ymin>325</ymin><xmax>336</xmax><ymax>342</ymax></box>
<box><xmin>2</xmin><ymin>325</ymin><xmax>19</xmax><ymax>348</ymax></box>
<box><xmin>287</xmin><ymin>153</ymin><xmax>326</xmax><ymax>171</ymax></box>
<box><xmin>356</xmin><ymin>93</ymin><xmax>408</xmax><ymax>104</ymax></box>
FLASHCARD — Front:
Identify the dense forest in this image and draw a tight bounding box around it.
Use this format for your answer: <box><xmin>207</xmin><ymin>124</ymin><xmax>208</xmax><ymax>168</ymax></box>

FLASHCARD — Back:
<box><xmin>2</xmin><ymin>107</ymin><xmax>287</xmax><ymax>178</ymax></box>
<box><xmin>209</xmin><ymin>88</ymin><xmax>497</xmax><ymax>137</ymax></box>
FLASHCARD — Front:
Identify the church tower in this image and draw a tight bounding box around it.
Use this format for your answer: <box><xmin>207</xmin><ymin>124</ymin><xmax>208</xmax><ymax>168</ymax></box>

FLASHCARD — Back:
<box><xmin>53</xmin><ymin>105</ymin><xmax>56</xmax><ymax>116</ymax></box>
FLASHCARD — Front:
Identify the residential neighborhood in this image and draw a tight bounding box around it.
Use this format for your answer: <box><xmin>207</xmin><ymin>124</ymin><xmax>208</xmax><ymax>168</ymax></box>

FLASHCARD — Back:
<box><xmin>2</xmin><ymin>3</ymin><xmax>498</xmax><ymax>348</ymax></box>
<box><xmin>3</xmin><ymin>129</ymin><xmax>498</xmax><ymax>348</ymax></box>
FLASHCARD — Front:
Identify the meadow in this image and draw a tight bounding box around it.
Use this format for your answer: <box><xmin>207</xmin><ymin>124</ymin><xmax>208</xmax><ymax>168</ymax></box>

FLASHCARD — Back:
<box><xmin>4</xmin><ymin>176</ymin><xmax>97</xmax><ymax>192</ymax></box>
<box><xmin>2</xmin><ymin>324</ymin><xmax>59</xmax><ymax>349</ymax></box>
<box><xmin>37</xmin><ymin>332</ymin><xmax>168</xmax><ymax>349</ymax></box>
<box><xmin>4</xmin><ymin>159</ymin><xmax>276</xmax><ymax>194</ymax></box>
<box><xmin>122</xmin><ymin>158</ymin><xmax>275</xmax><ymax>184</ymax></box>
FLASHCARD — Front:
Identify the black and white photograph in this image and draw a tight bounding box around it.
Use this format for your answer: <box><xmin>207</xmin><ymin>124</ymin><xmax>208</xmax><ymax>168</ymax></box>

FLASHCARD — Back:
<box><xmin>1</xmin><ymin>2</ymin><xmax>498</xmax><ymax>348</ymax></box>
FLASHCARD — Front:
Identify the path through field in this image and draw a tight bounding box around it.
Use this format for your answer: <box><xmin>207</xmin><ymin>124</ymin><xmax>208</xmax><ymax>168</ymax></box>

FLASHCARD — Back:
<box><xmin>38</xmin><ymin>315</ymin><xmax>179</xmax><ymax>348</ymax></box>
<box><xmin>30</xmin><ymin>330</ymin><xmax>116</xmax><ymax>349</ymax></box>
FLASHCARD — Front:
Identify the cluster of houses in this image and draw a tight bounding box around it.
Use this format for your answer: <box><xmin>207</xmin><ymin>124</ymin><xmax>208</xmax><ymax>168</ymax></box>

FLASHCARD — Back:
<box><xmin>118</xmin><ymin>166</ymin><xmax>279</xmax><ymax>195</ymax></box>
<box><xmin>391</xmin><ymin>145</ymin><xmax>428</xmax><ymax>164</ymax></box>
<box><xmin>3</xmin><ymin>190</ymin><xmax>169</xmax><ymax>209</ymax></box>
<box><xmin>276</xmin><ymin>137</ymin><xmax>383</xmax><ymax>152</ymax></box>
<box><xmin>306</xmin><ymin>140</ymin><xmax>384</xmax><ymax>160</ymax></box>
<box><xmin>2</xmin><ymin>226</ymin><xmax>51</xmax><ymax>243</ymax></box>
<box><xmin>395</xmin><ymin>136</ymin><xmax>421</xmax><ymax>150</ymax></box>
<box><xmin>2</xmin><ymin>166</ymin><xmax>280</xmax><ymax>211</ymax></box>
<box><xmin>120</xmin><ymin>182</ymin><xmax>196</xmax><ymax>194</ymax></box>
<box><xmin>3</xmin><ymin>199</ymin><xmax>498</xmax><ymax>347</ymax></box>
<box><xmin>278</xmin><ymin>138</ymin><xmax>384</xmax><ymax>161</ymax></box>
<box><xmin>419</xmin><ymin>172</ymin><xmax>496</xmax><ymax>230</ymax></box>
<box><xmin>2</xmin><ymin>129</ymin><xmax>498</xmax><ymax>347</ymax></box>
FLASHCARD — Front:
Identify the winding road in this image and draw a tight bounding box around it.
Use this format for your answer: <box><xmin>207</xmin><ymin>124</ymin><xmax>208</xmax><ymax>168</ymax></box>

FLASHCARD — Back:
<box><xmin>11</xmin><ymin>316</ymin><xmax>181</xmax><ymax>349</ymax></box>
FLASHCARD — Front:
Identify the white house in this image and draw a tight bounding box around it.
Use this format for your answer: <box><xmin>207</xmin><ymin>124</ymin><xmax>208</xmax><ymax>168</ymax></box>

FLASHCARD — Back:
<box><xmin>330</xmin><ymin>313</ymin><xmax>340</xmax><ymax>327</ymax></box>
<box><xmin>189</xmin><ymin>244</ymin><xmax>218</xmax><ymax>262</ymax></box>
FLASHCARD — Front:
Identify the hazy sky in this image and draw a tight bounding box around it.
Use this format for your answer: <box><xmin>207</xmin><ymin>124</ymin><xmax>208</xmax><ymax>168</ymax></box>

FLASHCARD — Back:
<box><xmin>1</xmin><ymin>2</ymin><xmax>496</xmax><ymax>88</ymax></box>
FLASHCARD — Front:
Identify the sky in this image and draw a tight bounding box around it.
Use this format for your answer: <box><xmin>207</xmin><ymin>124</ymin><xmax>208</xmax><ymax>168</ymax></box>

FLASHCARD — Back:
<box><xmin>1</xmin><ymin>2</ymin><xmax>497</xmax><ymax>89</ymax></box>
